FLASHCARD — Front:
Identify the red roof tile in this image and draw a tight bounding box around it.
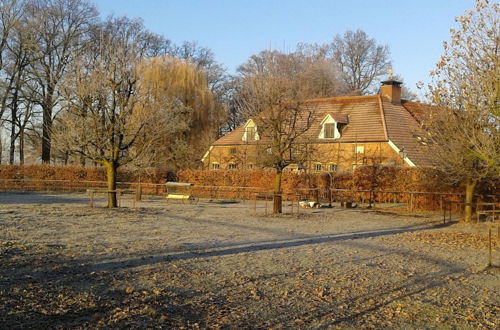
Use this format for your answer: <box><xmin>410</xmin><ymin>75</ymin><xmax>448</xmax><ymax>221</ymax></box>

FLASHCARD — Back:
<box><xmin>212</xmin><ymin>94</ymin><xmax>433</xmax><ymax>166</ymax></box>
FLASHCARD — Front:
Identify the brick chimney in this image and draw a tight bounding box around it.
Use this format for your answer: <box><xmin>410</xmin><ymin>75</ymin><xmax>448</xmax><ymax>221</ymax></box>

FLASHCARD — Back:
<box><xmin>380</xmin><ymin>80</ymin><xmax>402</xmax><ymax>104</ymax></box>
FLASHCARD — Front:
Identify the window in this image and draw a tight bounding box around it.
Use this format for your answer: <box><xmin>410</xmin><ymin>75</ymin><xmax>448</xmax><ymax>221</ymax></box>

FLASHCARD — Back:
<box><xmin>324</xmin><ymin>123</ymin><xmax>335</xmax><ymax>138</ymax></box>
<box><xmin>242</xmin><ymin>120</ymin><xmax>259</xmax><ymax>141</ymax></box>
<box><xmin>229</xmin><ymin>147</ymin><xmax>237</xmax><ymax>155</ymax></box>
<box><xmin>328</xmin><ymin>163</ymin><xmax>337</xmax><ymax>172</ymax></box>
<box><xmin>211</xmin><ymin>162</ymin><xmax>220</xmax><ymax>170</ymax></box>
<box><xmin>246</xmin><ymin>127</ymin><xmax>255</xmax><ymax>140</ymax></box>
<box><xmin>314</xmin><ymin>163</ymin><xmax>322</xmax><ymax>171</ymax></box>
<box><xmin>266</xmin><ymin>147</ymin><xmax>273</xmax><ymax>154</ymax></box>
<box><xmin>355</xmin><ymin>145</ymin><xmax>365</xmax><ymax>154</ymax></box>
<box><xmin>228</xmin><ymin>163</ymin><xmax>237</xmax><ymax>169</ymax></box>
<box><xmin>319</xmin><ymin>114</ymin><xmax>342</xmax><ymax>139</ymax></box>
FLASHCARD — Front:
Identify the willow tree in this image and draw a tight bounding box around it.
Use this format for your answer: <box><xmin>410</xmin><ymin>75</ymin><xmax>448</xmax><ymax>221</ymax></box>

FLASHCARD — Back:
<box><xmin>55</xmin><ymin>18</ymin><xmax>165</xmax><ymax>207</ymax></box>
<box><xmin>427</xmin><ymin>0</ymin><xmax>499</xmax><ymax>221</ymax></box>
<box><xmin>134</xmin><ymin>56</ymin><xmax>219</xmax><ymax>169</ymax></box>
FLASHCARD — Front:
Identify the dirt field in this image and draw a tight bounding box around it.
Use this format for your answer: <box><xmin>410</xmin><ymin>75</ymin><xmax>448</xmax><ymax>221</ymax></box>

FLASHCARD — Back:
<box><xmin>0</xmin><ymin>191</ymin><xmax>499</xmax><ymax>329</ymax></box>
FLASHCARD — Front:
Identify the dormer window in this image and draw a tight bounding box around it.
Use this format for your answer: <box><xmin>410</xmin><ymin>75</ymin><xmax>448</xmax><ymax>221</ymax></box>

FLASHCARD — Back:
<box><xmin>242</xmin><ymin>119</ymin><xmax>260</xmax><ymax>142</ymax></box>
<box><xmin>324</xmin><ymin>123</ymin><xmax>335</xmax><ymax>138</ymax></box>
<box><xmin>246</xmin><ymin>127</ymin><xmax>255</xmax><ymax>140</ymax></box>
<box><xmin>319</xmin><ymin>113</ymin><xmax>348</xmax><ymax>140</ymax></box>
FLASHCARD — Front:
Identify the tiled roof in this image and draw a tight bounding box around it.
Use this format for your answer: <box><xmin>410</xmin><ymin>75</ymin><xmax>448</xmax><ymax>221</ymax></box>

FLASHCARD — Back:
<box><xmin>212</xmin><ymin>94</ymin><xmax>433</xmax><ymax>166</ymax></box>
<box><xmin>381</xmin><ymin>98</ymin><xmax>433</xmax><ymax>166</ymax></box>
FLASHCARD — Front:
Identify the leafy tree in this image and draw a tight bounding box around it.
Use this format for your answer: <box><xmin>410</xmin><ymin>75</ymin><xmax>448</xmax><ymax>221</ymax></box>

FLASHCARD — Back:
<box><xmin>134</xmin><ymin>56</ymin><xmax>220</xmax><ymax>170</ymax></box>
<box><xmin>426</xmin><ymin>0</ymin><xmax>499</xmax><ymax>221</ymax></box>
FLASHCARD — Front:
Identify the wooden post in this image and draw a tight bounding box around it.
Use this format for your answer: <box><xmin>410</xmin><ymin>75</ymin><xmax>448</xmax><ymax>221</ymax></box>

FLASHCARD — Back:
<box><xmin>443</xmin><ymin>201</ymin><xmax>446</xmax><ymax>224</ymax></box>
<box><xmin>89</xmin><ymin>190</ymin><xmax>94</xmax><ymax>208</ymax></box>
<box><xmin>488</xmin><ymin>225</ymin><xmax>492</xmax><ymax>267</ymax></box>
<box><xmin>253</xmin><ymin>193</ymin><xmax>257</xmax><ymax>213</ymax></box>
<box><xmin>265</xmin><ymin>194</ymin><xmax>268</xmax><ymax>215</ymax></box>
<box><xmin>135</xmin><ymin>184</ymin><xmax>142</xmax><ymax>202</ymax></box>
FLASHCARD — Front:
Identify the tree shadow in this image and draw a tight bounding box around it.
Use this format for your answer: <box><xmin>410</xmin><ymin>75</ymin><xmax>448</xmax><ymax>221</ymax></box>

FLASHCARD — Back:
<box><xmin>0</xmin><ymin>191</ymin><xmax>88</xmax><ymax>205</ymax></box>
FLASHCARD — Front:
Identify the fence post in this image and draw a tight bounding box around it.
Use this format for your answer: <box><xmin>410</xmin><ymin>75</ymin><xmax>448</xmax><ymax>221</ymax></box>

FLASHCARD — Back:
<box><xmin>135</xmin><ymin>184</ymin><xmax>142</xmax><ymax>202</ymax></box>
<box><xmin>253</xmin><ymin>193</ymin><xmax>257</xmax><ymax>213</ymax></box>
<box><xmin>89</xmin><ymin>190</ymin><xmax>94</xmax><ymax>208</ymax></box>
<box><xmin>488</xmin><ymin>225</ymin><xmax>492</xmax><ymax>267</ymax></box>
<box><xmin>265</xmin><ymin>193</ymin><xmax>268</xmax><ymax>215</ymax></box>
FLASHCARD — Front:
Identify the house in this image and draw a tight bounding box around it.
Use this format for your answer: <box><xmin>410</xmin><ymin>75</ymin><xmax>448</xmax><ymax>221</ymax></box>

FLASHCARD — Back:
<box><xmin>203</xmin><ymin>80</ymin><xmax>432</xmax><ymax>172</ymax></box>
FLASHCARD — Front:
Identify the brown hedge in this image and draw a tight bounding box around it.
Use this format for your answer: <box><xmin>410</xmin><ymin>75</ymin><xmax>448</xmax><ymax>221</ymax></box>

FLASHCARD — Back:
<box><xmin>1</xmin><ymin>164</ymin><xmax>497</xmax><ymax>210</ymax></box>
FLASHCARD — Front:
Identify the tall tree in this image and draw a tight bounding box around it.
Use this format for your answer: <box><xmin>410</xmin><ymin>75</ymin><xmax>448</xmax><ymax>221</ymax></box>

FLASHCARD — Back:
<box><xmin>0</xmin><ymin>0</ymin><xmax>24</xmax><ymax>125</ymax></box>
<box><xmin>329</xmin><ymin>29</ymin><xmax>391</xmax><ymax>95</ymax></box>
<box><xmin>169</xmin><ymin>41</ymin><xmax>229</xmax><ymax>139</ymax></box>
<box><xmin>238</xmin><ymin>51</ymin><xmax>319</xmax><ymax>213</ymax></box>
<box><xmin>133</xmin><ymin>56</ymin><xmax>219</xmax><ymax>170</ymax></box>
<box><xmin>55</xmin><ymin>18</ymin><xmax>165</xmax><ymax>207</ymax></box>
<box><xmin>426</xmin><ymin>0</ymin><xmax>499</xmax><ymax>221</ymax></box>
<box><xmin>26</xmin><ymin>0</ymin><xmax>98</xmax><ymax>163</ymax></box>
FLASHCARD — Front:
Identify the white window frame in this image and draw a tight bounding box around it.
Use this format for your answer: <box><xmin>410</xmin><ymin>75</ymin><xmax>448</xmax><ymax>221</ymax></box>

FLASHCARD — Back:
<box><xmin>355</xmin><ymin>145</ymin><xmax>365</xmax><ymax>154</ymax></box>
<box><xmin>242</xmin><ymin>119</ymin><xmax>260</xmax><ymax>141</ymax></box>
<box><xmin>319</xmin><ymin>114</ymin><xmax>341</xmax><ymax>139</ymax></box>
<box><xmin>328</xmin><ymin>163</ymin><xmax>337</xmax><ymax>172</ymax></box>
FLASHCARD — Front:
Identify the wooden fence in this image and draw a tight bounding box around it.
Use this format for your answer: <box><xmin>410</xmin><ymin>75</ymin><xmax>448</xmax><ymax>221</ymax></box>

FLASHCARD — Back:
<box><xmin>0</xmin><ymin>178</ymin><xmax>477</xmax><ymax>212</ymax></box>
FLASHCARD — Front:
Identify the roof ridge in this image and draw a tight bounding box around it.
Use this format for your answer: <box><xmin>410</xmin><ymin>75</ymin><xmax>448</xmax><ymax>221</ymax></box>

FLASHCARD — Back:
<box><xmin>305</xmin><ymin>94</ymin><xmax>378</xmax><ymax>103</ymax></box>
<box><xmin>377</xmin><ymin>95</ymin><xmax>389</xmax><ymax>141</ymax></box>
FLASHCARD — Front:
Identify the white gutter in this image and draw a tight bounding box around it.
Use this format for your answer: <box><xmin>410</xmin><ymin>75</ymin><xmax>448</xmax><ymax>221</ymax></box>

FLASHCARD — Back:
<box><xmin>201</xmin><ymin>146</ymin><xmax>214</xmax><ymax>162</ymax></box>
<box><xmin>388</xmin><ymin>140</ymin><xmax>416</xmax><ymax>167</ymax></box>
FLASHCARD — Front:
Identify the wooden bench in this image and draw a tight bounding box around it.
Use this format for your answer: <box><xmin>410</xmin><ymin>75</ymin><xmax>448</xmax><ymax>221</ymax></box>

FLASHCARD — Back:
<box><xmin>165</xmin><ymin>182</ymin><xmax>198</xmax><ymax>204</ymax></box>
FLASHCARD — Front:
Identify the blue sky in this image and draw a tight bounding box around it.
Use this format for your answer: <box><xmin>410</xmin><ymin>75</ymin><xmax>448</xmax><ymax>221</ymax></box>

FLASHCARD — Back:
<box><xmin>96</xmin><ymin>0</ymin><xmax>475</xmax><ymax>94</ymax></box>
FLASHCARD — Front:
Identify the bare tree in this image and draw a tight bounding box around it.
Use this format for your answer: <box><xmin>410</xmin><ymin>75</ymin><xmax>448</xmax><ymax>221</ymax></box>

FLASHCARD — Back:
<box><xmin>26</xmin><ymin>0</ymin><xmax>98</xmax><ymax>163</ymax></box>
<box><xmin>329</xmin><ymin>29</ymin><xmax>391</xmax><ymax>94</ymax></box>
<box><xmin>0</xmin><ymin>0</ymin><xmax>25</xmax><ymax>124</ymax></box>
<box><xmin>55</xmin><ymin>18</ymin><xmax>165</xmax><ymax>207</ymax></box>
<box><xmin>426</xmin><ymin>0</ymin><xmax>499</xmax><ymax>221</ymax></box>
<box><xmin>238</xmin><ymin>52</ymin><xmax>319</xmax><ymax>213</ymax></box>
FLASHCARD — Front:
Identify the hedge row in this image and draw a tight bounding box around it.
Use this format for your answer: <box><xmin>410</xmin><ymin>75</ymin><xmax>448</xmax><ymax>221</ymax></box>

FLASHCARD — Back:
<box><xmin>1</xmin><ymin>165</ymin><xmax>497</xmax><ymax>210</ymax></box>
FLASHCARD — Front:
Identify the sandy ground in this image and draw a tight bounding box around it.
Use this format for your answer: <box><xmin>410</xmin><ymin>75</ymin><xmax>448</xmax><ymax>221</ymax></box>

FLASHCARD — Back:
<box><xmin>0</xmin><ymin>191</ymin><xmax>499</xmax><ymax>329</ymax></box>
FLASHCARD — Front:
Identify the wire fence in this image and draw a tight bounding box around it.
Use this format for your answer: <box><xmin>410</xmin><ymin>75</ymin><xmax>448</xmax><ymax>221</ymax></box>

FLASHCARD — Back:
<box><xmin>0</xmin><ymin>178</ymin><xmax>480</xmax><ymax>212</ymax></box>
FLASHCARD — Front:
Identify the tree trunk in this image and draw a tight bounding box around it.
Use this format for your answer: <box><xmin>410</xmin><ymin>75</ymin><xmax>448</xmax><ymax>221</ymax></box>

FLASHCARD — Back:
<box><xmin>42</xmin><ymin>88</ymin><xmax>54</xmax><ymax>164</ymax></box>
<box><xmin>41</xmin><ymin>105</ymin><xmax>52</xmax><ymax>164</ymax></box>
<box><xmin>464</xmin><ymin>178</ymin><xmax>477</xmax><ymax>222</ymax></box>
<box><xmin>9</xmin><ymin>115</ymin><xmax>15</xmax><ymax>164</ymax></box>
<box><xmin>19</xmin><ymin>128</ymin><xmax>24</xmax><ymax>165</ymax></box>
<box><xmin>105</xmin><ymin>161</ymin><xmax>118</xmax><ymax>208</ymax></box>
<box><xmin>273</xmin><ymin>167</ymin><xmax>283</xmax><ymax>214</ymax></box>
